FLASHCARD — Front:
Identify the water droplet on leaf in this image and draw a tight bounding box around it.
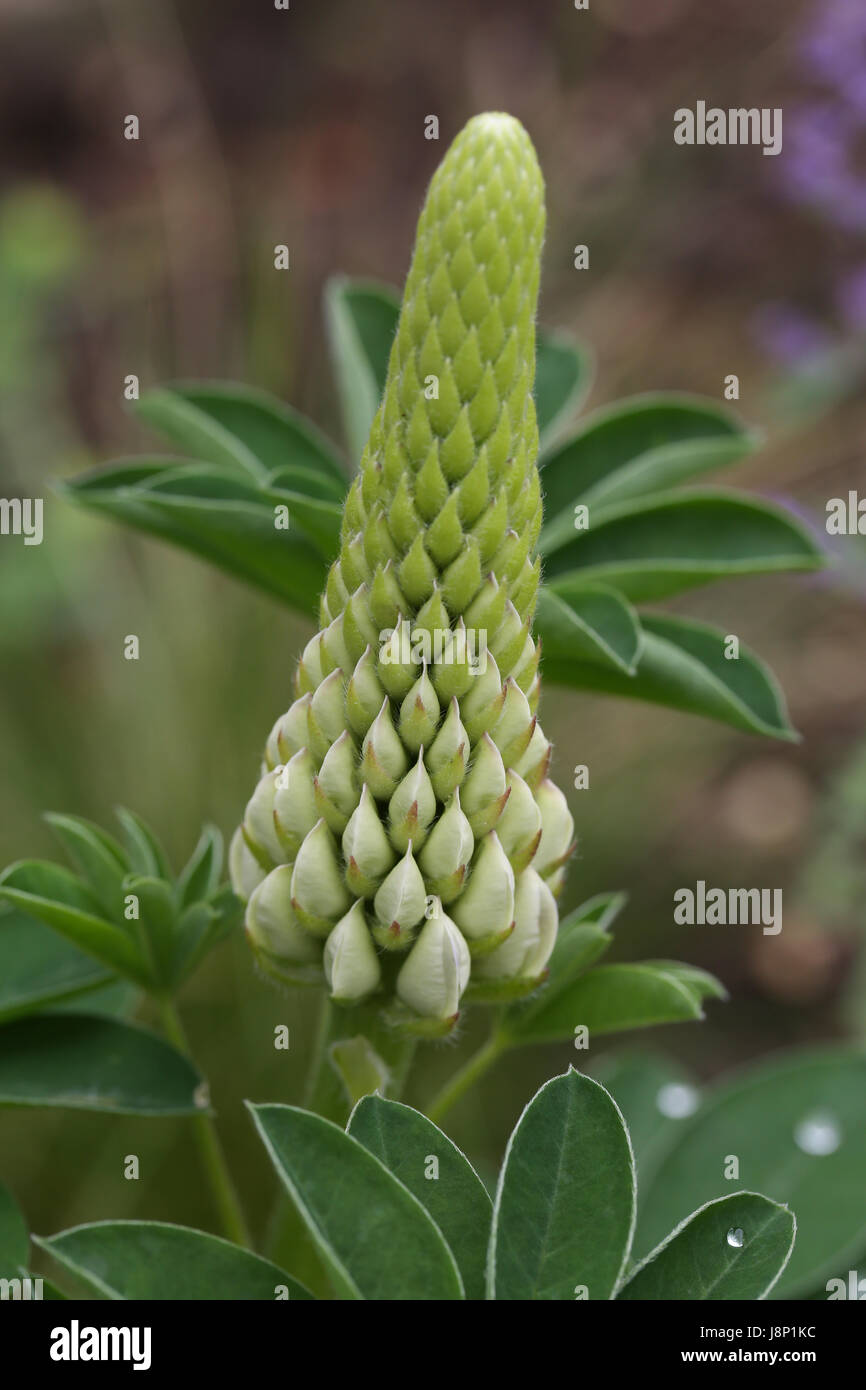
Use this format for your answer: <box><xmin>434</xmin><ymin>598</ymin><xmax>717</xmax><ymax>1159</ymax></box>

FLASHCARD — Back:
<box><xmin>726</xmin><ymin>1228</ymin><xmax>744</xmax><ymax>1248</ymax></box>
<box><xmin>656</xmin><ymin>1082</ymin><xmax>700</xmax><ymax>1119</ymax></box>
<box><xmin>794</xmin><ymin>1112</ymin><xmax>841</xmax><ymax>1156</ymax></box>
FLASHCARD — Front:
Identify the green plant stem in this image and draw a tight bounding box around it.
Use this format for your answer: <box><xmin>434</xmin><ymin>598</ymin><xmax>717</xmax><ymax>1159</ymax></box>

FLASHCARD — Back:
<box><xmin>426</xmin><ymin>1026</ymin><xmax>508</xmax><ymax>1125</ymax></box>
<box><xmin>158</xmin><ymin>996</ymin><xmax>251</xmax><ymax>1250</ymax></box>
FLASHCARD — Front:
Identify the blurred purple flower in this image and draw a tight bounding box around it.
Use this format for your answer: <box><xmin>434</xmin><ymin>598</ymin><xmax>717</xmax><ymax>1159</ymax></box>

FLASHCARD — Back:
<box><xmin>751</xmin><ymin>302</ymin><xmax>834</xmax><ymax>366</ymax></box>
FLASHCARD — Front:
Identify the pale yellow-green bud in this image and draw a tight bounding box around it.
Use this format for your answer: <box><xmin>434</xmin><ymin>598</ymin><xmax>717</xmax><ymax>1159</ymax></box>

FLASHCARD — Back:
<box><xmin>229</xmin><ymin>826</ymin><xmax>266</xmax><ymax>903</ymax></box>
<box><xmin>472</xmin><ymin>865</ymin><xmax>556</xmax><ymax>985</ymax></box>
<box><xmin>419</xmin><ymin>790</ymin><xmax>474</xmax><ymax>902</ymax></box>
<box><xmin>372</xmin><ymin>844</ymin><xmax>427</xmax><ymax>948</ymax></box>
<box><xmin>342</xmin><ymin>784</ymin><xmax>395</xmax><ymax>896</ymax></box>
<box><xmin>425</xmin><ymin>697</ymin><xmax>468</xmax><ymax>801</ymax></box>
<box><xmin>395</xmin><ymin>903</ymin><xmax>471</xmax><ymax>1032</ymax></box>
<box><xmin>460</xmin><ymin>732</ymin><xmax>508</xmax><ymax>837</ymax></box>
<box><xmin>273</xmin><ymin>749</ymin><xmax>318</xmax><ymax>856</ymax></box>
<box><xmin>388</xmin><ymin>750</ymin><xmax>437</xmax><ymax>852</ymax></box>
<box><xmin>451</xmin><ymin>831</ymin><xmax>515</xmax><ymax>953</ymax></box>
<box><xmin>398</xmin><ymin>665</ymin><xmax>441</xmax><ymax>752</ymax></box>
<box><xmin>245</xmin><ymin>865</ymin><xmax>324</xmax><ymax>985</ymax></box>
<box><xmin>534</xmin><ymin>778</ymin><xmax>576</xmax><ymax>879</ymax></box>
<box><xmin>496</xmin><ymin>770</ymin><xmax>543</xmax><ymax>871</ymax></box>
<box><xmin>291</xmin><ymin>819</ymin><xmax>352</xmax><ymax>934</ymax></box>
<box><xmin>242</xmin><ymin>767</ymin><xmax>286</xmax><ymax>869</ymax></box>
<box><xmin>323</xmin><ymin>900</ymin><xmax>382</xmax><ymax>1003</ymax></box>
<box><xmin>360</xmin><ymin>698</ymin><xmax>410</xmax><ymax>798</ymax></box>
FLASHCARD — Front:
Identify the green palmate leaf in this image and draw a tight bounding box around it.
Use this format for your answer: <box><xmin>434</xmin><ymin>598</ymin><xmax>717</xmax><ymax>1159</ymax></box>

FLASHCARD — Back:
<box><xmin>544</xmin><ymin>612</ymin><xmax>798</xmax><ymax>740</ymax></box>
<box><xmin>136</xmin><ymin>387</ymin><xmax>269</xmax><ymax>481</ymax></box>
<box><xmin>145</xmin><ymin>380</ymin><xmax>346</xmax><ymax>484</ymax></box>
<box><xmin>500</xmin><ymin>892</ymin><xmax>623</xmax><ymax>1040</ymax></box>
<box><xmin>126</xmin><ymin>876</ymin><xmax>178</xmax><ymax>987</ymax></box>
<box><xmin>539</xmin><ymin>393</ymin><xmax>757</xmax><ymax>520</ymax></box>
<box><xmin>488</xmin><ymin>1070</ymin><xmax>635</xmax><ymax>1300</ymax></box>
<box><xmin>535</xmin><ymin>330</ymin><xmax>593</xmax><ymax>449</ymax></box>
<box><xmin>635</xmin><ymin>1047</ymin><xmax>866</xmax><ymax>1298</ymax></box>
<box><xmin>249</xmin><ymin>1101</ymin><xmax>464</xmax><ymax>1300</ymax></box>
<box><xmin>43</xmin><ymin>813</ymin><xmax>127</xmax><ymax>919</ymax></box>
<box><xmin>535</xmin><ymin>583</ymin><xmax>641</xmax><ymax>674</ymax></box>
<box><xmin>507</xmin><ymin>961</ymin><xmax>720</xmax><ymax>1046</ymax></box>
<box><xmin>618</xmin><ymin>1193</ymin><xmax>796</xmax><ymax>1301</ymax></box>
<box><xmin>0</xmin><ymin>907</ymin><xmax>113</xmax><ymax>1022</ymax></box>
<box><xmin>0</xmin><ymin>1181</ymin><xmax>29</xmax><ymax>1279</ymax></box>
<box><xmin>348</xmin><ymin>1095</ymin><xmax>492</xmax><ymax>1301</ymax></box>
<box><xmin>60</xmin><ymin>470</ymin><xmax>328</xmax><ymax>616</ymax></box>
<box><xmin>35</xmin><ymin>1221</ymin><xmax>311</xmax><ymax>1301</ymax></box>
<box><xmin>0</xmin><ymin>1015</ymin><xmax>204</xmax><ymax>1114</ymax></box>
<box><xmin>325</xmin><ymin>277</ymin><xmax>400</xmax><ymax>463</ymax></box>
<box><xmin>177</xmin><ymin>824</ymin><xmax>223</xmax><ymax>908</ymax></box>
<box><xmin>115</xmin><ymin>807</ymin><xmax>170</xmax><ymax>880</ymax></box>
<box><xmin>540</xmin><ymin>490</ymin><xmax>823</xmax><ymax>599</ymax></box>
<box><xmin>0</xmin><ymin>860</ymin><xmax>149</xmax><ymax>985</ymax></box>
<box><xmin>52</xmin><ymin>980</ymin><xmax>141</xmax><ymax>1020</ymax></box>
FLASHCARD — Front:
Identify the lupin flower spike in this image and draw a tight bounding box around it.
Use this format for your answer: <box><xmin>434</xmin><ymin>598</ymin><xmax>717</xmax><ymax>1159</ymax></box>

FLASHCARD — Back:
<box><xmin>232</xmin><ymin>112</ymin><xmax>574</xmax><ymax>1035</ymax></box>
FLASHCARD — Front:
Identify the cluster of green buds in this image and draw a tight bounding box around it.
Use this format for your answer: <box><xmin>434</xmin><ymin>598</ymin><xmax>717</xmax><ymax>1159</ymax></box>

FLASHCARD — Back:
<box><xmin>230</xmin><ymin>113</ymin><xmax>574</xmax><ymax>1037</ymax></box>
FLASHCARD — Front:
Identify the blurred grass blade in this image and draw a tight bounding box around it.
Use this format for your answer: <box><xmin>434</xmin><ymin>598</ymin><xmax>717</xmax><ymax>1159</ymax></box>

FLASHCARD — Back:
<box><xmin>535</xmin><ymin>330</ymin><xmax>593</xmax><ymax>451</ymax></box>
<box><xmin>635</xmin><ymin>1046</ymin><xmax>866</xmax><ymax>1298</ymax></box>
<box><xmin>0</xmin><ymin>861</ymin><xmax>150</xmax><ymax>985</ymax></box>
<box><xmin>488</xmin><ymin>1070</ymin><xmax>636</xmax><ymax>1300</ymax></box>
<box><xmin>536</xmin><ymin>583</ymin><xmax>641</xmax><ymax>674</ymax></box>
<box><xmin>543</xmin><ymin>612</ymin><xmax>799</xmax><ymax>740</ymax></box>
<box><xmin>146</xmin><ymin>380</ymin><xmax>346</xmax><ymax>484</ymax></box>
<box><xmin>249</xmin><ymin>1101</ymin><xmax>464</xmax><ymax>1299</ymax></box>
<box><xmin>34</xmin><ymin>1221</ymin><xmax>312</xmax><ymax>1300</ymax></box>
<box><xmin>0</xmin><ymin>907</ymin><xmax>113</xmax><ymax>1022</ymax></box>
<box><xmin>325</xmin><ymin>277</ymin><xmax>400</xmax><ymax>463</ymax></box>
<box><xmin>348</xmin><ymin>1095</ymin><xmax>492</xmax><ymax>1301</ymax></box>
<box><xmin>540</xmin><ymin>490</ymin><xmax>823</xmax><ymax>599</ymax></box>
<box><xmin>539</xmin><ymin>393</ymin><xmax>756</xmax><ymax>519</ymax></box>
<box><xmin>0</xmin><ymin>1016</ymin><xmax>204</xmax><ymax>1114</ymax></box>
<box><xmin>504</xmin><ymin>961</ymin><xmax>716</xmax><ymax>1046</ymax></box>
<box><xmin>618</xmin><ymin>1193</ymin><xmax>796</xmax><ymax>1301</ymax></box>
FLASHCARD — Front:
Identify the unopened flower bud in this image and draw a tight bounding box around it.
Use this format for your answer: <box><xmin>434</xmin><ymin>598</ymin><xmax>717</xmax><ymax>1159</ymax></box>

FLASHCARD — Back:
<box><xmin>425</xmin><ymin>697</ymin><xmax>468</xmax><ymax>801</ymax></box>
<box><xmin>361</xmin><ymin>698</ymin><xmax>409</xmax><ymax>799</ymax></box>
<box><xmin>264</xmin><ymin>694</ymin><xmax>312</xmax><ymax>769</ymax></box>
<box><xmin>323</xmin><ymin>900</ymin><xmax>382</xmax><ymax>1003</ymax></box>
<box><xmin>398</xmin><ymin>665</ymin><xmax>440</xmax><ymax>752</ymax></box>
<box><xmin>378</xmin><ymin>618</ymin><xmax>419</xmax><ymax>700</ymax></box>
<box><xmin>419</xmin><ymin>789</ymin><xmax>474</xmax><ymax>902</ymax></box>
<box><xmin>460</xmin><ymin>733</ymin><xmax>509</xmax><ymax>836</ymax></box>
<box><xmin>492</xmin><ymin>678</ymin><xmax>536</xmax><ymax>766</ymax></box>
<box><xmin>496</xmin><ymin>770</ymin><xmax>543</xmax><ymax>871</ymax></box>
<box><xmin>395</xmin><ymin>904</ymin><xmax>471</xmax><ymax>1032</ymax></box>
<box><xmin>388</xmin><ymin>750</ymin><xmax>436</xmax><ymax>853</ymax></box>
<box><xmin>346</xmin><ymin>645</ymin><xmax>386</xmax><ymax>736</ymax></box>
<box><xmin>290</xmin><ymin>819</ymin><xmax>352</xmax><ymax>935</ymax></box>
<box><xmin>273</xmin><ymin>749</ymin><xmax>318</xmax><ymax>855</ymax></box>
<box><xmin>452</xmin><ymin>832</ymin><xmax>515</xmax><ymax>953</ymax></box>
<box><xmin>229</xmin><ymin>826</ymin><xmax>266</xmax><ymax>902</ymax></box>
<box><xmin>534</xmin><ymin>779</ymin><xmax>576</xmax><ymax>878</ymax></box>
<box><xmin>314</xmin><ymin>730</ymin><xmax>360</xmax><ymax>833</ymax></box>
<box><xmin>372</xmin><ymin>844</ymin><xmax>427</xmax><ymax>949</ymax></box>
<box><xmin>246</xmin><ymin>866</ymin><xmax>324</xmax><ymax>985</ymax></box>
<box><xmin>243</xmin><ymin>768</ymin><xmax>288</xmax><ymax>869</ymax></box>
<box><xmin>472</xmin><ymin>866</ymin><xmax>556</xmax><ymax>990</ymax></box>
<box><xmin>342</xmin><ymin>784</ymin><xmax>395</xmax><ymax>896</ymax></box>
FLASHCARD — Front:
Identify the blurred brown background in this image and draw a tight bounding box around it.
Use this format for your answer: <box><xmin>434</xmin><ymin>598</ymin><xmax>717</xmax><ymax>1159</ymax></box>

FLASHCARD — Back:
<box><xmin>2</xmin><ymin>0</ymin><xmax>866</xmax><ymax>1241</ymax></box>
